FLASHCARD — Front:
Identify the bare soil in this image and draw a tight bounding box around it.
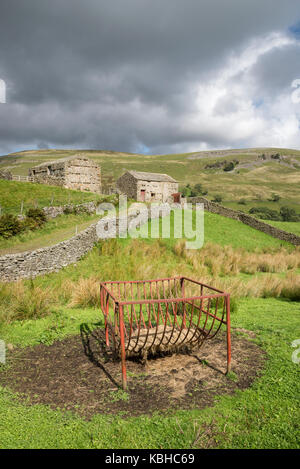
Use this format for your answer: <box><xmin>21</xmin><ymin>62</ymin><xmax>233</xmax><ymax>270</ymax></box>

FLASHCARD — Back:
<box><xmin>0</xmin><ymin>327</ymin><xmax>266</xmax><ymax>419</ymax></box>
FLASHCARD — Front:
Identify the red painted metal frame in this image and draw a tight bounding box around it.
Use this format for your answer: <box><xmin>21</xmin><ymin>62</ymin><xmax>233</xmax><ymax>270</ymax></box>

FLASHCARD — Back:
<box><xmin>100</xmin><ymin>276</ymin><xmax>231</xmax><ymax>390</ymax></box>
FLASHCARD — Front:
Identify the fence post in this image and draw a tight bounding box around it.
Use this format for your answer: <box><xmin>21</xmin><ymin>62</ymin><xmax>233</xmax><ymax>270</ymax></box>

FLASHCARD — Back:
<box><xmin>226</xmin><ymin>294</ymin><xmax>231</xmax><ymax>374</ymax></box>
<box><xmin>119</xmin><ymin>304</ymin><xmax>127</xmax><ymax>390</ymax></box>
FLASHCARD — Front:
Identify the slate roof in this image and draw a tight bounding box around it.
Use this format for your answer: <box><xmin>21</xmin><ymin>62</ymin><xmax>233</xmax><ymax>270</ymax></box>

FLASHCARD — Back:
<box><xmin>128</xmin><ymin>170</ymin><xmax>177</xmax><ymax>183</ymax></box>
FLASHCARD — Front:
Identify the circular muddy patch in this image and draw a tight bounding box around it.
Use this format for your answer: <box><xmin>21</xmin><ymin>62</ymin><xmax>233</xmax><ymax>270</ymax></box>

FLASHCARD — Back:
<box><xmin>0</xmin><ymin>327</ymin><xmax>266</xmax><ymax>419</ymax></box>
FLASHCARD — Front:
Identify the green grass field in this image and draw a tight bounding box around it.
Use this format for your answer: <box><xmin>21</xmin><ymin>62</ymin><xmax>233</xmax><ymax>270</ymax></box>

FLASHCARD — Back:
<box><xmin>137</xmin><ymin>210</ymin><xmax>294</xmax><ymax>251</ymax></box>
<box><xmin>0</xmin><ymin>180</ymin><xmax>103</xmax><ymax>215</ymax></box>
<box><xmin>264</xmin><ymin>220</ymin><xmax>300</xmax><ymax>237</ymax></box>
<box><xmin>0</xmin><ymin>298</ymin><xmax>299</xmax><ymax>449</ymax></box>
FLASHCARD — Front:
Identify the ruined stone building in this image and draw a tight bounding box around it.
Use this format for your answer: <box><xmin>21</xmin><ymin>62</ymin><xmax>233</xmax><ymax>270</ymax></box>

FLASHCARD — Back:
<box><xmin>29</xmin><ymin>155</ymin><xmax>101</xmax><ymax>193</ymax></box>
<box><xmin>116</xmin><ymin>170</ymin><xmax>178</xmax><ymax>203</ymax></box>
<box><xmin>0</xmin><ymin>169</ymin><xmax>12</xmax><ymax>180</ymax></box>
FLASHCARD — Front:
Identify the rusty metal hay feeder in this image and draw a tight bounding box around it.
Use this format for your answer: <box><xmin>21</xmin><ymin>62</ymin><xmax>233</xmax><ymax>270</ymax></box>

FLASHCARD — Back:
<box><xmin>100</xmin><ymin>276</ymin><xmax>231</xmax><ymax>390</ymax></box>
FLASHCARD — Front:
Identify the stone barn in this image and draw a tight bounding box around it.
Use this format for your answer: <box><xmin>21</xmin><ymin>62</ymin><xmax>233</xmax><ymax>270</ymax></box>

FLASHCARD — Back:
<box><xmin>116</xmin><ymin>170</ymin><xmax>178</xmax><ymax>203</ymax></box>
<box><xmin>29</xmin><ymin>155</ymin><xmax>101</xmax><ymax>193</ymax></box>
<box><xmin>0</xmin><ymin>169</ymin><xmax>12</xmax><ymax>180</ymax></box>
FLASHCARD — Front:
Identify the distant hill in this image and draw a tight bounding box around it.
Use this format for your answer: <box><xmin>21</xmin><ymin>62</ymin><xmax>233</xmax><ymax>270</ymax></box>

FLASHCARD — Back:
<box><xmin>0</xmin><ymin>147</ymin><xmax>299</xmax><ymax>212</ymax></box>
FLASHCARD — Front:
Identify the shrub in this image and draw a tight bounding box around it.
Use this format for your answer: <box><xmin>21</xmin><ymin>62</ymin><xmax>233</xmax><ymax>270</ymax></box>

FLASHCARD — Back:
<box><xmin>212</xmin><ymin>195</ymin><xmax>223</xmax><ymax>203</ymax></box>
<box><xmin>270</xmin><ymin>193</ymin><xmax>280</xmax><ymax>202</ymax></box>
<box><xmin>182</xmin><ymin>183</ymin><xmax>207</xmax><ymax>198</ymax></box>
<box><xmin>26</xmin><ymin>207</ymin><xmax>47</xmax><ymax>227</ymax></box>
<box><xmin>63</xmin><ymin>205</ymin><xmax>75</xmax><ymax>215</ymax></box>
<box><xmin>249</xmin><ymin>206</ymin><xmax>299</xmax><ymax>222</ymax></box>
<box><xmin>223</xmin><ymin>162</ymin><xmax>235</xmax><ymax>172</ymax></box>
<box><xmin>192</xmin><ymin>183</ymin><xmax>203</xmax><ymax>196</ymax></box>
<box><xmin>280</xmin><ymin>206</ymin><xmax>300</xmax><ymax>222</ymax></box>
<box><xmin>181</xmin><ymin>184</ymin><xmax>192</xmax><ymax>198</ymax></box>
<box><xmin>249</xmin><ymin>207</ymin><xmax>281</xmax><ymax>221</ymax></box>
<box><xmin>238</xmin><ymin>199</ymin><xmax>247</xmax><ymax>205</ymax></box>
<box><xmin>0</xmin><ymin>214</ymin><xmax>23</xmax><ymax>238</ymax></box>
<box><xmin>0</xmin><ymin>207</ymin><xmax>49</xmax><ymax>240</ymax></box>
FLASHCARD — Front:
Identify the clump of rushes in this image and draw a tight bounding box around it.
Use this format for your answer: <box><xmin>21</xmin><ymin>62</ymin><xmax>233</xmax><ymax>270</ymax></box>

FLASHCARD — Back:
<box><xmin>0</xmin><ymin>279</ymin><xmax>54</xmax><ymax>323</ymax></box>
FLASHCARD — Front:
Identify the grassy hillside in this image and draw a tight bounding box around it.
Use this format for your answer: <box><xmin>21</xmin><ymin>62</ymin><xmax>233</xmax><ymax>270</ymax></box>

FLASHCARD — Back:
<box><xmin>138</xmin><ymin>210</ymin><xmax>294</xmax><ymax>251</ymax></box>
<box><xmin>1</xmin><ymin>147</ymin><xmax>299</xmax><ymax>213</ymax></box>
<box><xmin>0</xmin><ymin>180</ymin><xmax>104</xmax><ymax>215</ymax></box>
<box><xmin>264</xmin><ymin>220</ymin><xmax>300</xmax><ymax>237</ymax></box>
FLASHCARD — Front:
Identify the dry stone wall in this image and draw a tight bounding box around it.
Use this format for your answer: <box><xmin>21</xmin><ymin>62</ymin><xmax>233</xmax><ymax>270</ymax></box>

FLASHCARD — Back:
<box><xmin>42</xmin><ymin>201</ymin><xmax>97</xmax><ymax>219</ymax></box>
<box><xmin>0</xmin><ymin>170</ymin><xmax>12</xmax><ymax>180</ymax></box>
<box><xmin>0</xmin><ymin>222</ymin><xmax>99</xmax><ymax>282</ymax></box>
<box><xmin>189</xmin><ymin>196</ymin><xmax>300</xmax><ymax>246</ymax></box>
<box><xmin>0</xmin><ymin>204</ymin><xmax>171</xmax><ymax>281</ymax></box>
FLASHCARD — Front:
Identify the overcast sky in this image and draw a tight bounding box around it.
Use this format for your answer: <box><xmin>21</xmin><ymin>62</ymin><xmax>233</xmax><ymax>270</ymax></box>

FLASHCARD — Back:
<box><xmin>0</xmin><ymin>0</ymin><xmax>300</xmax><ymax>155</ymax></box>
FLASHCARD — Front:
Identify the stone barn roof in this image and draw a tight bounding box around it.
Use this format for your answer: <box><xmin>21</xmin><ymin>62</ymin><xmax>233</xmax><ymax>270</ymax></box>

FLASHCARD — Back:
<box><xmin>31</xmin><ymin>155</ymin><xmax>92</xmax><ymax>169</ymax></box>
<box><xmin>127</xmin><ymin>170</ymin><xmax>177</xmax><ymax>183</ymax></box>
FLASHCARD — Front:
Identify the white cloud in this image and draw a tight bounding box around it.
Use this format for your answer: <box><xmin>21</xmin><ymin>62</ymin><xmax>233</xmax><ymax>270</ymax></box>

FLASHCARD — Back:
<box><xmin>0</xmin><ymin>79</ymin><xmax>6</xmax><ymax>104</ymax></box>
<box><xmin>178</xmin><ymin>32</ymin><xmax>300</xmax><ymax>151</ymax></box>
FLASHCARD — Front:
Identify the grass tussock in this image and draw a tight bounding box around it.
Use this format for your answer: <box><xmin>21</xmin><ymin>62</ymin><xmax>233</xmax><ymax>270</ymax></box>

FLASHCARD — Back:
<box><xmin>174</xmin><ymin>241</ymin><xmax>300</xmax><ymax>276</ymax></box>
<box><xmin>68</xmin><ymin>277</ymin><xmax>100</xmax><ymax>308</ymax></box>
<box><xmin>64</xmin><ymin>240</ymin><xmax>300</xmax><ymax>313</ymax></box>
<box><xmin>0</xmin><ymin>238</ymin><xmax>299</xmax><ymax>325</ymax></box>
<box><xmin>0</xmin><ymin>280</ymin><xmax>54</xmax><ymax>323</ymax></box>
<box><xmin>193</xmin><ymin>272</ymin><xmax>300</xmax><ymax>302</ymax></box>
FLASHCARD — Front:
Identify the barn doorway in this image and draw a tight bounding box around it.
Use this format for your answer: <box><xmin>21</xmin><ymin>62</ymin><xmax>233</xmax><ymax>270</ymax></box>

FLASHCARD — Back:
<box><xmin>172</xmin><ymin>193</ymin><xmax>181</xmax><ymax>203</ymax></box>
<box><xmin>140</xmin><ymin>190</ymin><xmax>146</xmax><ymax>201</ymax></box>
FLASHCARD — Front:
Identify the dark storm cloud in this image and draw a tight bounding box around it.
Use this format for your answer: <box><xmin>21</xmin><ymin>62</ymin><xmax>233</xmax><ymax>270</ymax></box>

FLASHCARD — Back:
<box><xmin>0</xmin><ymin>0</ymin><xmax>300</xmax><ymax>154</ymax></box>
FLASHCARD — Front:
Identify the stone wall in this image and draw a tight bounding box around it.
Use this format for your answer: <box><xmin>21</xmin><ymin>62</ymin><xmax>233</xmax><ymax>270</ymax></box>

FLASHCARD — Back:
<box><xmin>0</xmin><ymin>204</ymin><xmax>171</xmax><ymax>282</ymax></box>
<box><xmin>189</xmin><ymin>196</ymin><xmax>300</xmax><ymax>246</ymax></box>
<box><xmin>42</xmin><ymin>201</ymin><xmax>97</xmax><ymax>219</ymax></box>
<box><xmin>0</xmin><ymin>169</ymin><xmax>12</xmax><ymax>180</ymax></box>
<box><xmin>0</xmin><ymin>222</ymin><xmax>99</xmax><ymax>282</ymax></box>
